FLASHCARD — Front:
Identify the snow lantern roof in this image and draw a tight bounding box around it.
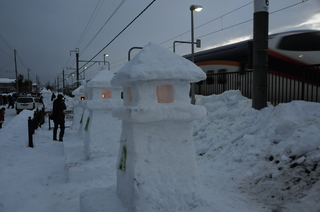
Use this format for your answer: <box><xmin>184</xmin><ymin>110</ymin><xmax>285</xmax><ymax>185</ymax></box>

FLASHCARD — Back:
<box><xmin>111</xmin><ymin>42</ymin><xmax>206</xmax><ymax>86</ymax></box>
<box><xmin>87</xmin><ymin>67</ymin><xmax>116</xmax><ymax>88</ymax></box>
<box><xmin>72</xmin><ymin>85</ymin><xmax>85</xmax><ymax>95</ymax></box>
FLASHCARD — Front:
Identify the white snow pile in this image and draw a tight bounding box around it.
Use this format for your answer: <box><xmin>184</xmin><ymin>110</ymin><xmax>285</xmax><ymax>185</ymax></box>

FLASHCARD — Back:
<box><xmin>0</xmin><ymin>90</ymin><xmax>319</xmax><ymax>212</ymax></box>
<box><xmin>194</xmin><ymin>90</ymin><xmax>320</xmax><ymax>211</ymax></box>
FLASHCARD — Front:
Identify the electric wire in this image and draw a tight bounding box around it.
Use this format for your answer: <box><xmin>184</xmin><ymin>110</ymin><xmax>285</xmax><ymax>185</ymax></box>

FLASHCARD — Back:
<box><xmin>64</xmin><ymin>0</ymin><xmax>126</xmax><ymax>74</ymax></box>
<box><xmin>79</xmin><ymin>0</ymin><xmax>126</xmax><ymax>56</ymax></box>
<box><xmin>74</xmin><ymin>0</ymin><xmax>105</xmax><ymax>48</ymax></box>
<box><xmin>0</xmin><ymin>34</ymin><xmax>15</xmax><ymax>50</ymax></box>
<box><xmin>67</xmin><ymin>0</ymin><xmax>307</xmax><ymax>82</ymax></box>
<box><xmin>196</xmin><ymin>0</ymin><xmax>308</xmax><ymax>41</ymax></box>
<box><xmin>78</xmin><ymin>0</ymin><xmax>157</xmax><ymax>73</ymax></box>
<box><xmin>63</xmin><ymin>0</ymin><xmax>105</xmax><ymax>70</ymax></box>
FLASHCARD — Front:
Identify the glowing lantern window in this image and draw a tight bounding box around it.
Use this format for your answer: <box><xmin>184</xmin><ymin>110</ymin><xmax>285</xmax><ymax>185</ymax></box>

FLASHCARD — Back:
<box><xmin>156</xmin><ymin>84</ymin><xmax>173</xmax><ymax>103</ymax></box>
<box><xmin>101</xmin><ymin>90</ymin><xmax>112</xmax><ymax>99</ymax></box>
<box><xmin>81</xmin><ymin>96</ymin><xmax>85</xmax><ymax>100</ymax></box>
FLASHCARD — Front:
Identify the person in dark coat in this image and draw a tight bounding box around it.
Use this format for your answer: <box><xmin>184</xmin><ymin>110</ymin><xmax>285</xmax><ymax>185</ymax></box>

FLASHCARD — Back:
<box><xmin>0</xmin><ymin>107</ymin><xmax>5</xmax><ymax>129</ymax></box>
<box><xmin>52</xmin><ymin>94</ymin><xmax>66</xmax><ymax>141</ymax></box>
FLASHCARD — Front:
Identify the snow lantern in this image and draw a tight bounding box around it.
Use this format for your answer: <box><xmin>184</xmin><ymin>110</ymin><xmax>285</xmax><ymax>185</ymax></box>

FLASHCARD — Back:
<box><xmin>77</xmin><ymin>83</ymin><xmax>94</xmax><ymax>137</ymax></box>
<box><xmin>70</xmin><ymin>82</ymin><xmax>86</xmax><ymax>130</ymax></box>
<box><xmin>111</xmin><ymin>42</ymin><xmax>207</xmax><ymax>211</ymax></box>
<box><xmin>83</xmin><ymin>66</ymin><xmax>122</xmax><ymax>159</ymax></box>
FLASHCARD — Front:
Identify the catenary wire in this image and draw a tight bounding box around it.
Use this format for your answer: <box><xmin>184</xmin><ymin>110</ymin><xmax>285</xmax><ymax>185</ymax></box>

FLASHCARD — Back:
<box><xmin>79</xmin><ymin>0</ymin><xmax>126</xmax><ymax>56</ymax></box>
<box><xmin>78</xmin><ymin>0</ymin><xmax>157</xmax><ymax>73</ymax></box>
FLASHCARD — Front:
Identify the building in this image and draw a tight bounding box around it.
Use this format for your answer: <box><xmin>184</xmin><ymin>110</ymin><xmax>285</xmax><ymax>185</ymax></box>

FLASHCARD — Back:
<box><xmin>0</xmin><ymin>78</ymin><xmax>16</xmax><ymax>93</ymax></box>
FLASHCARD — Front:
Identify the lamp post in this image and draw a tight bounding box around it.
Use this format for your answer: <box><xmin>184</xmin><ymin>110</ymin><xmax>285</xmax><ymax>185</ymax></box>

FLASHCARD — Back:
<box><xmin>103</xmin><ymin>54</ymin><xmax>110</xmax><ymax>70</ymax></box>
<box><xmin>190</xmin><ymin>4</ymin><xmax>203</xmax><ymax>105</ymax></box>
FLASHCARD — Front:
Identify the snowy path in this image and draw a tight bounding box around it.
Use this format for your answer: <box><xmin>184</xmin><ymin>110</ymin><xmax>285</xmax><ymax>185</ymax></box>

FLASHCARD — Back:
<box><xmin>1</xmin><ymin>91</ymin><xmax>320</xmax><ymax>212</ymax></box>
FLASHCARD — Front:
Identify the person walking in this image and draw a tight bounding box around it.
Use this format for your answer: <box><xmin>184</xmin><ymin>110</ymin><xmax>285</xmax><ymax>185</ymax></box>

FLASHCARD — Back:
<box><xmin>0</xmin><ymin>107</ymin><xmax>5</xmax><ymax>129</ymax></box>
<box><xmin>7</xmin><ymin>95</ymin><xmax>12</xmax><ymax>109</ymax></box>
<box><xmin>52</xmin><ymin>94</ymin><xmax>66</xmax><ymax>141</ymax></box>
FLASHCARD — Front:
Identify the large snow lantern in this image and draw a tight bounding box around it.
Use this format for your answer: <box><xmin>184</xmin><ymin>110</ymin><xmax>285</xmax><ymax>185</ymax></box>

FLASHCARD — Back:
<box><xmin>111</xmin><ymin>42</ymin><xmax>206</xmax><ymax>211</ymax></box>
<box><xmin>83</xmin><ymin>66</ymin><xmax>122</xmax><ymax>159</ymax></box>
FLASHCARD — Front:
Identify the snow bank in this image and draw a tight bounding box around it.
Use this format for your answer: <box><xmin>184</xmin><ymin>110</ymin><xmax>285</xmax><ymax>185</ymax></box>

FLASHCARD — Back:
<box><xmin>194</xmin><ymin>90</ymin><xmax>320</xmax><ymax>211</ymax></box>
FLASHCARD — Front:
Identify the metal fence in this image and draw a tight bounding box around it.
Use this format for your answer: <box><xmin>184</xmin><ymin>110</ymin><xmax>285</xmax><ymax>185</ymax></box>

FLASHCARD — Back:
<box><xmin>28</xmin><ymin>108</ymin><xmax>45</xmax><ymax>148</ymax></box>
<box><xmin>195</xmin><ymin>64</ymin><xmax>320</xmax><ymax>106</ymax></box>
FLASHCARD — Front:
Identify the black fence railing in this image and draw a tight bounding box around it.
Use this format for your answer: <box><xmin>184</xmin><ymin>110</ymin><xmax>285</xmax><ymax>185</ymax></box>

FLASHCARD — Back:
<box><xmin>28</xmin><ymin>107</ymin><xmax>45</xmax><ymax>148</ymax></box>
<box><xmin>195</xmin><ymin>64</ymin><xmax>320</xmax><ymax>106</ymax></box>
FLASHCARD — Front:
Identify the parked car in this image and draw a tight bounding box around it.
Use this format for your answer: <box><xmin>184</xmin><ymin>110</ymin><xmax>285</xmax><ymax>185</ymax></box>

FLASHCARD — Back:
<box><xmin>15</xmin><ymin>97</ymin><xmax>43</xmax><ymax>114</ymax></box>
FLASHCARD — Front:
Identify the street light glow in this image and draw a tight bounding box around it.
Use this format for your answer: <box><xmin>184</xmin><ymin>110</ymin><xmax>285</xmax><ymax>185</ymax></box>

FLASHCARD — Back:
<box><xmin>190</xmin><ymin>5</ymin><xmax>203</xmax><ymax>12</ymax></box>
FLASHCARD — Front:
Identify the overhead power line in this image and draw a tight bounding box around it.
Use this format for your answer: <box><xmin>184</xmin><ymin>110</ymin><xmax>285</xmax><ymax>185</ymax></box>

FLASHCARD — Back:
<box><xmin>79</xmin><ymin>0</ymin><xmax>157</xmax><ymax>72</ymax></box>
<box><xmin>0</xmin><ymin>34</ymin><xmax>15</xmax><ymax>50</ymax></box>
<box><xmin>161</xmin><ymin>0</ymin><xmax>308</xmax><ymax>49</ymax></box>
<box><xmin>80</xmin><ymin>0</ymin><xmax>127</xmax><ymax>55</ymax></box>
<box><xmin>64</xmin><ymin>0</ymin><xmax>126</xmax><ymax>70</ymax></box>
<box><xmin>75</xmin><ymin>0</ymin><xmax>105</xmax><ymax>48</ymax></box>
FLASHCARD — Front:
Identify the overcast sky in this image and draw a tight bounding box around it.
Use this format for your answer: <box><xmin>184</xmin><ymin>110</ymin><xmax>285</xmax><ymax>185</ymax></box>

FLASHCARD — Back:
<box><xmin>1</xmin><ymin>0</ymin><xmax>319</xmax><ymax>87</ymax></box>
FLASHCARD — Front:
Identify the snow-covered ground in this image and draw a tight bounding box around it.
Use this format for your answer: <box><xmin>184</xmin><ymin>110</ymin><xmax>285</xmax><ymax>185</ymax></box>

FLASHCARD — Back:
<box><xmin>1</xmin><ymin>90</ymin><xmax>320</xmax><ymax>212</ymax></box>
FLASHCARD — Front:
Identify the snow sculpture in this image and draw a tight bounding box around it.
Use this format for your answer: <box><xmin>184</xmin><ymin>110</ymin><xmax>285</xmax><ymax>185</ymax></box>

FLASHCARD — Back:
<box><xmin>77</xmin><ymin>83</ymin><xmax>91</xmax><ymax>137</ymax></box>
<box><xmin>111</xmin><ymin>42</ymin><xmax>207</xmax><ymax>211</ymax></box>
<box><xmin>70</xmin><ymin>83</ymin><xmax>86</xmax><ymax>130</ymax></box>
<box><xmin>83</xmin><ymin>66</ymin><xmax>122</xmax><ymax>159</ymax></box>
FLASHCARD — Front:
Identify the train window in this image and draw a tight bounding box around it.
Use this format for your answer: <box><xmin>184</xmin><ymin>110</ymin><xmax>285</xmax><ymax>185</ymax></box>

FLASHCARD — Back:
<box><xmin>218</xmin><ymin>69</ymin><xmax>227</xmax><ymax>84</ymax></box>
<box><xmin>278</xmin><ymin>32</ymin><xmax>320</xmax><ymax>51</ymax></box>
<box><xmin>206</xmin><ymin>70</ymin><xmax>214</xmax><ymax>84</ymax></box>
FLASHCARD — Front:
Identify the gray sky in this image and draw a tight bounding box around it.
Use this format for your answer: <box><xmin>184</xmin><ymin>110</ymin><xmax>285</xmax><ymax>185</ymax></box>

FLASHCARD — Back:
<box><xmin>1</xmin><ymin>0</ymin><xmax>319</xmax><ymax>87</ymax></box>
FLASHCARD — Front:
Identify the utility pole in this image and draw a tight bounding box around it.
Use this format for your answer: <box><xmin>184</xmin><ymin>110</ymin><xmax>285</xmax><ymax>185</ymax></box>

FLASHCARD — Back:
<box><xmin>76</xmin><ymin>52</ymin><xmax>79</xmax><ymax>87</ymax></box>
<box><xmin>28</xmin><ymin>68</ymin><xmax>31</xmax><ymax>93</ymax></box>
<box><xmin>57</xmin><ymin>75</ymin><xmax>60</xmax><ymax>94</ymax></box>
<box><xmin>70</xmin><ymin>48</ymin><xmax>79</xmax><ymax>88</ymax></box>
<box><xmin>14</xmin><ymin>49</ymin><xmax>19</xmax><ymax>93</ymax></box>
<box><xmin>62</xmin><ymin>69</ymin><xmax>65</xmax><ymax>95</ymax></box>
<box><xmin>252</xmin><ymin>0</ymin><xmax>269</xmax><ymax>110</ymax></box>
<box><xmin>36</xmin><ymin>75</ymin><xmax>40</xmax><ymax>87</ymax></box>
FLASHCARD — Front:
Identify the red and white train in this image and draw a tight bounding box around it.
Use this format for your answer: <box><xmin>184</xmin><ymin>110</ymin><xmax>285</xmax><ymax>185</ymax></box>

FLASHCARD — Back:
<box><xmin>184</xmin><ymin>30</ymin><xmax>320</xmax><ymax>103</ymax></box>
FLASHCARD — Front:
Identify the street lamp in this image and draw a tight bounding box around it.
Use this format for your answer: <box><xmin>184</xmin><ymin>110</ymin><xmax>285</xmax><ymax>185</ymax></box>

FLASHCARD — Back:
<box><xmin>190</xmin><ymin>4</ymin><xmax>202</xmax><ymax>105</ymax></box>
<box><xmin>83</xmin><ymin>67</ymin><xmax>87</xmax><ymax>80</ymax></box>
<box><xmin>103</xmin><ymin>54</ymin><xmax>110</xmax><ymax>70</ymax></box>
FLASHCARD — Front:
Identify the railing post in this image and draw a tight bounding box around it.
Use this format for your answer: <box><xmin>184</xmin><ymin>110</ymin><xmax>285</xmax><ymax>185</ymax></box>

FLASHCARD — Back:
<box><xmin>28</xmin><ymin>117</ymin><xmax>34</xmax><ymax>148</ymax></box>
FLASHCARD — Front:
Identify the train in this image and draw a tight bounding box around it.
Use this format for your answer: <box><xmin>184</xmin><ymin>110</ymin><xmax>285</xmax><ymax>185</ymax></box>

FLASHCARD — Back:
<box><xmin>183</xmin><ymin>30</ymin><xmax>320</xmax><ymax>104</ymax></box>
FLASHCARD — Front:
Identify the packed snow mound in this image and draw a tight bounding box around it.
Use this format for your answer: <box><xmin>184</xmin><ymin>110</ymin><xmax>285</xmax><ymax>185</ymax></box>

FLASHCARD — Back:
<box><xmin>194</xmin><ymin>90</ymin><xmax>320</xmax><ymax>211</ymax></box>
<box><xmin>0</xmin><ymin>109</ymin><xmax>34</xmax><ymax>148</ymax></box>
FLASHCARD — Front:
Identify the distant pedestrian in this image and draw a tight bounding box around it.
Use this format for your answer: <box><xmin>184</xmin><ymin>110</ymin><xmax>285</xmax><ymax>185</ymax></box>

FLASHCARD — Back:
<box><xmin>0</xmin><ymin>107</ymin><xmax>5</xmax><ymax>129</ymax></box>
<box><xmin>52</xmin><ymin>94</ymin><xmax>66</xmax><ymax>141</ymax></box>
<box><xmin>7</xmin><ymin>95</ymin><xmax>12</xmax><ymax>109</ymax></box>
<box><xmin>2</xmin><ymin>95</ymin><xmax>7</xmax><ymax>105</ymax></box>
<box><xmin>11</xmin><ymin>95</ymin><xmax>16</xmax><ymax>108</ymax></box>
